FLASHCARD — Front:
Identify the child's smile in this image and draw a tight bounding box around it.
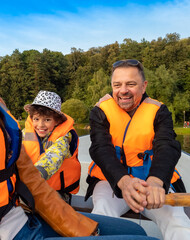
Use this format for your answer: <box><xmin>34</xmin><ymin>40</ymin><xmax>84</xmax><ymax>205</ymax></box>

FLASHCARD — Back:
<box><xmin>32</xmin><ymin>114</ymin><xmax>58</xmax><ymax>138</ymax></box>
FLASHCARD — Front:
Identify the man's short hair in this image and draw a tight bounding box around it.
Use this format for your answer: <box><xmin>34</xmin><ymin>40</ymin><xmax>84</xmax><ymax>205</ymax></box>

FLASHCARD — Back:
<box><xmin>112</xmin><ymin>59</ymin><xmax>145</xmax><ymax>82</ymax></box>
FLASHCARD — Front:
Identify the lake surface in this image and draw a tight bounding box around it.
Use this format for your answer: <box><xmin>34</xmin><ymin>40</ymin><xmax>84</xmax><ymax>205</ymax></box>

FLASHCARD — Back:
<box><xmin>75</xmin><ymin>128</ymin><xmax>190</xmax><ymax>155</ymax></box>
<box><xmin>176</xmin><ymin>135</ymin><xmax>190</xmax><ymax>154</ymax></box>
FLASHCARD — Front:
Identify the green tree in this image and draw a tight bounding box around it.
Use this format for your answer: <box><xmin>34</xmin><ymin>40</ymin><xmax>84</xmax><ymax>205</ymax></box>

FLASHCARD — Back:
<box><xmin>0</xmin><ymin>32</ymin><xmax>190</xmax><ymax>123</ymax></box>
<box><xmin>120</xmin><ymin>38</ymin><xmax>143</xmax><ymax>62</ymax></box>
<box><xmin>173</xmin><ymin>91</ymin><xmax>190</xmax><ymax>124</ymax></box>
<box><xmin>98</xmin><ymin>42</ymin><xmax>120</xmax><ymax>75</ymax></box>
<box><xmin>142</xmin><ymin>37</ymin><xmax>167</xmax><ymax>70</ymax></box>
<box><xmin>68</xmin><ymin>65</ymin><xmax>93</xmax><ymax>102</ymax></box>
<box><xmin>85</xmin><ymin>47</ymin><xmax>102</xmax><ymax>73</ymax></box>
<box><xmin>144</xmin><ymin>68</ymin><xmax>158</xmax><ymax>98</ymax></box>
<box><xmin>41</xmin><ymin>49</ymin><xmax>69</xmax><ymax>99</ymax></box>
<box><xmin>146</xmin><ymin>65</ymin><xmax>177</xmax><ymax>105</ymax></box>
<box><xmin>0</xmin><ymin>49</ymin><xmax>28</xmax><ymax>117</ymax></box>
<box><xmin>22</xmin><ymin>49</ymin><xmax>56</xmax><ymax>101</ymax></box>
<box><xmin>86</xmin><ymin>68</ymin><xmax>111</xmax><ymax>108</ymax></box>
<box><xmin>168</xmin><ymin>105</ymin><xmax>176</xmax><ymax>125</ymax></box>
<box><xmin>61</xmin><ymin>98</ymin><xmax>88</xmax><ymax>123</ymax></box>
<box><xmin>66</xmin><ymin>48</ymin><xmax>86</xmax><ymax>73</ymax></box>
<box><xmin>173</xmin><ymin>59</ymin><xmax>190</xmax><ymax>92</ymax></box>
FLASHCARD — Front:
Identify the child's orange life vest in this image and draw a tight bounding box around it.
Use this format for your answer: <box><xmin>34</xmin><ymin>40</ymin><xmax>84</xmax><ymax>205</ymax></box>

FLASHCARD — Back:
<box><xmin>23</xmin><ymin>115</ymin><xmax>81</xmax><ymax>194</ymax></box>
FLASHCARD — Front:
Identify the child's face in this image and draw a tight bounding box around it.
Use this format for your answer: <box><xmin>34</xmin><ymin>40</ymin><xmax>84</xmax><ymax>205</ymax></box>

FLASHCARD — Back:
<box><xmin>32</xmin><ymin>114</ymin><xmax>58</xmax><ymax>138</ymax></box>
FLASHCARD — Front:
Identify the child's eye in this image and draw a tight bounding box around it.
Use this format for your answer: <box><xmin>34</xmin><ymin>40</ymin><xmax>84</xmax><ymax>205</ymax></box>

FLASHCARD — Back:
<box><xmin>45</xmin><ymin>118</ymin><xmax>52</xmax><ymax>122</ymax></box>
<box><xmin>33</xmin><ymin>118</ymin><xmax>39</xmax><ymax>121</ymax></box>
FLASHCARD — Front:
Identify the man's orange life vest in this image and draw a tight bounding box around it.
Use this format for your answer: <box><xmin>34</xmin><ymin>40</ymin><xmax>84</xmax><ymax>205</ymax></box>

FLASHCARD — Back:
<box><xmin>22</xmin><ymin>115</ymin><xmax>81</xmax><ymax>194</ymax></box>
<box><xmin>0</xmin><ymin>103</ymin><xmax>21</xmax><ymax>219</ymax></box>
<box><xmin>88</xmin><ymin>94</ymin><xmax>180</xmax><ymax>185</ymax></box>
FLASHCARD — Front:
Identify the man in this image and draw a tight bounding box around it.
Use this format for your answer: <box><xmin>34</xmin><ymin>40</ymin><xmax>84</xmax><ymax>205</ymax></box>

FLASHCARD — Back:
<box><xmin>85</xmin><ymin>59</ymin><xmax>190</xmax><ymax>240</ymax></box>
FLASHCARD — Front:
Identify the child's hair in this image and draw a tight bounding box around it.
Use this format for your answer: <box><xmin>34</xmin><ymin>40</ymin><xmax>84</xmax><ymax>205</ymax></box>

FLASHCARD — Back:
<box><xmin>29</xmin><ymin>105</ymin><xmax>64</xmax><ymax>124</ymax></box>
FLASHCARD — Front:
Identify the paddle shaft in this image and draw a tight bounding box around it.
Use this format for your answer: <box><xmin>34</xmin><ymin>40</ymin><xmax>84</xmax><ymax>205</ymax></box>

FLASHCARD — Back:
<box><xmin>165</xmin><ymin>193</ymin><xmax>190</xmax><ymax>207</ymax></box>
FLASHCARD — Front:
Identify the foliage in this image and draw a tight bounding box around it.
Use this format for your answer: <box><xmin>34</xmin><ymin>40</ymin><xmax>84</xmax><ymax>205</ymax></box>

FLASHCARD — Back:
<box><xmin>173</xmin><ymin>91</ymin><xmax>190</xmax><ymax>123</ymax></box>
<box><xmin>61</xmin><ymin>98</ymin><xmax>89</xmax><ymax>123</ymax></box>
<box><xmin>168</xmin><ymin>105</ymin><xmax>176</xmax><ymax>125</ymax></box>
<box><xmin>0</xmin><ymin>32</ymin><xmax>190</xmax><ymax>123</ymax></box>
<box><xmin>86</xmin><ymin>68</ymin><xmax>112</xmax><ymax>108</ymax></box>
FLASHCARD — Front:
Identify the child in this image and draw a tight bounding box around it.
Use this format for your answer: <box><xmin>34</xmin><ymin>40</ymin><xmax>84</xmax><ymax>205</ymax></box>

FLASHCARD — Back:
<box><xmin>22</xmin><ymin>90</ymin><xmax>81</xmax><ymax>203</ymax></box>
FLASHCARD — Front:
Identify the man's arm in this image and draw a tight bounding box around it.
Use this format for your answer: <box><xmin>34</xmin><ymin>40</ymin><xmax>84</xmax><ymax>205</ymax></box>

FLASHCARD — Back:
<box><xmin>148</xmin><ymin>104</ymin><xmax>181</xmax><ymax>192</ymax></box>
<box><xmin>144</xmin><ymin>105</ymin><xmax>181</xmax><ymax>209</ymax></box>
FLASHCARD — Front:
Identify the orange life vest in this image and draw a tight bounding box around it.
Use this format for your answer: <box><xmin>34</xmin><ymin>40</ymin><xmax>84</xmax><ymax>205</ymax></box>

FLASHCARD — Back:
<box><xmin>88</xmin><ymin>94</ymin><xmax>180</xmax><ymax>184</ymax></box>
<box><xmin>22</xmin><ymin>115</ymin><xmax>81</xmax><ymax>194</ymax></box>
<box><xmin>0</xmin><ymin>103</ymin><xmax>21</xmax><ymax>219</ymax></box>
<box><xmin>0</xmin><ymin>127</ymin><xmax>9</xmax><ymax>208</ymax></box>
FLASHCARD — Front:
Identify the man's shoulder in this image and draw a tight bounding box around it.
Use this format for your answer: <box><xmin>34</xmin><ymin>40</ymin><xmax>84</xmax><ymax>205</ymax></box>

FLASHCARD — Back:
<box><xmin>143</xmin><ymin>97</ymin><xmax>162</xmax><ymax>107</ymax></box>
<box><xmin>90</xmin><ymin>105</ymin><xmax>109</xmax><ymax>124</ymax></box>
<box><xmin>95</xmin><ymin>94</ymin><xmax>112</xmax><ymax>107</ymax></box>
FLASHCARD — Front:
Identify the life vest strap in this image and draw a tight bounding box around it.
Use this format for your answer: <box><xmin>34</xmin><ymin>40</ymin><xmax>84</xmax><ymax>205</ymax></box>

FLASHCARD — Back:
<box><xmin>128</xmin><ymin>150</ymin><xmax>153</xmax><ymax>180</ymax></box>
<box><xmin>59</xmin><ymin>171</ymin><xmax>80</xmax><ymax>194</ymax></box>
<box><xmin>0</xmin><ymin>201</ymin><xmax>14</xmax><ymax>221</ymax></box>
<box><xmin>0</xmin><ymin>164</ymin><xmax>14</xmax><ymax>182</ymax></box>
<box><xmin>63</xmin><ymin>180</ymin><xmax>80</xmax><ymax>193</ymax></box>
<box><xmin>15</xmin><ymin>179</ymin><xmax>35</xmax><ymax>213</ymax></box>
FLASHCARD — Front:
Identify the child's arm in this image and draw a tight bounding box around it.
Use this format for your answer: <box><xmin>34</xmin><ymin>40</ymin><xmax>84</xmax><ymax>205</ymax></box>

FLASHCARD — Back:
<box><xmin>35</xmin><ymin>132</ymin><xmax>72</xmax><ymax>180</ymax></box>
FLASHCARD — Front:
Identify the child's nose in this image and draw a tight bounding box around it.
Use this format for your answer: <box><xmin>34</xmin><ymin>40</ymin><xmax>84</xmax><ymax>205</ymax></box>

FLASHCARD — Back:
<box><xmin>38</xmin><ymin>120</ymin><xmax>45</xmax><ymax>127</ymax></box>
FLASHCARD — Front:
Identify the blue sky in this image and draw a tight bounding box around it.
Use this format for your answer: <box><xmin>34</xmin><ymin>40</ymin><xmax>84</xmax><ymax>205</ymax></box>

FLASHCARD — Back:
<box><xmin>0</xmin><ymin>0</ymin><xmax>189</xmax><ymax>56</ymax></box>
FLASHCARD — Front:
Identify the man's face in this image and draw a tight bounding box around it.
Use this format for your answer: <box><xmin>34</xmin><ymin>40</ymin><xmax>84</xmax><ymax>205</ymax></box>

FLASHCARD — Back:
<box><xmin>111</xmin><ymin>67</ymin><xmax>147</xmax><ymax>112</ymax></box>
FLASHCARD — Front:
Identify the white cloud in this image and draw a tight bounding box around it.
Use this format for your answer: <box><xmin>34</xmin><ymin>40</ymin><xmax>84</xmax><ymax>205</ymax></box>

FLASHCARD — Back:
<box><xmin>0</xmin><ymin>0</ymin><xmax>190</xmax><ymax>56</ymax></box>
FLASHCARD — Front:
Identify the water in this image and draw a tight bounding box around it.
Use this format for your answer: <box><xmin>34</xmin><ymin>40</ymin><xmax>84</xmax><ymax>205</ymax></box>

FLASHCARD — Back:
<box><xmin>75</xmin><ymin>128</ymin><xmax>190</xmax><ymax>155</ymax></box>
<box><xmin>176</xmin><ymin>135</ymin><xmax>190</xmax><ymax>154</ymax></box>
<box><xmin>75</xmin><ymin>128</ymin><xmax>90</xmax><ymax>137</ymax></box>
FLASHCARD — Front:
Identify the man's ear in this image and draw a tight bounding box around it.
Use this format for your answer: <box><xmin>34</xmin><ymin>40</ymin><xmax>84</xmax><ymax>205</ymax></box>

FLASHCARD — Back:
<box><xmin>143</xmin><ymin>81</ymin><xmax>148</xmax><ymax>94</ymax></box>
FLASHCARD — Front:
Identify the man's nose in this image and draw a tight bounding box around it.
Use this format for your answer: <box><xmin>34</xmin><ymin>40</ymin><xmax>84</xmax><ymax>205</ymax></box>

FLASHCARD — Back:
<box><xmin>120</xmin><ymin>84</ymin><xmax>129</xmax><ymax>94</ymax></box>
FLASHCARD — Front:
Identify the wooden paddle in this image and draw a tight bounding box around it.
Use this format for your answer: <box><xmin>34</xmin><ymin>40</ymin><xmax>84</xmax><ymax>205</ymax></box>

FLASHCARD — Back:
<box><xmin>165</xmin><ymin>193</ymin><xmax>190</xmax><ymax>207</ymax></box>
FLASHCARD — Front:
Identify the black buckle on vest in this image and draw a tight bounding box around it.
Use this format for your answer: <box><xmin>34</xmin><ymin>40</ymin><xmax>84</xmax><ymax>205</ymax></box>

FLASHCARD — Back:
<box><xmin>137</xmin><ymin>152</ymin><xmax>149</xmax><ymax>161</ymax></box>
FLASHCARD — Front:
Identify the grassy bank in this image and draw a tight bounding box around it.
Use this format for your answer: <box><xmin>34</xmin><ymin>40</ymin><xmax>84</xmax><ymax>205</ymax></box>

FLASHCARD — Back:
<box><xmin>174</xmin><ymin>127</ymin><xmax>190</xmax><ymax>135</ymax></box>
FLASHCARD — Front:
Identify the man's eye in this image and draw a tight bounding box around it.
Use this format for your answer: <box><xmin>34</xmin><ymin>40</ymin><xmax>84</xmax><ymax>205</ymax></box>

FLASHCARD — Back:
<box><xmin>128</xmin><ymin>83</ymin><xmax>136</xmax><ymax>87</ymax></box>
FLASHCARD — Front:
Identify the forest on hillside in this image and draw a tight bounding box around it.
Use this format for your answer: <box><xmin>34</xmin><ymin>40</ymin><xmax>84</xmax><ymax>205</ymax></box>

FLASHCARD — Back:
<box><xmin>0</xmin><ymin>32</ymin><xmax>189</xmax><ymax>124</ymax></box>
